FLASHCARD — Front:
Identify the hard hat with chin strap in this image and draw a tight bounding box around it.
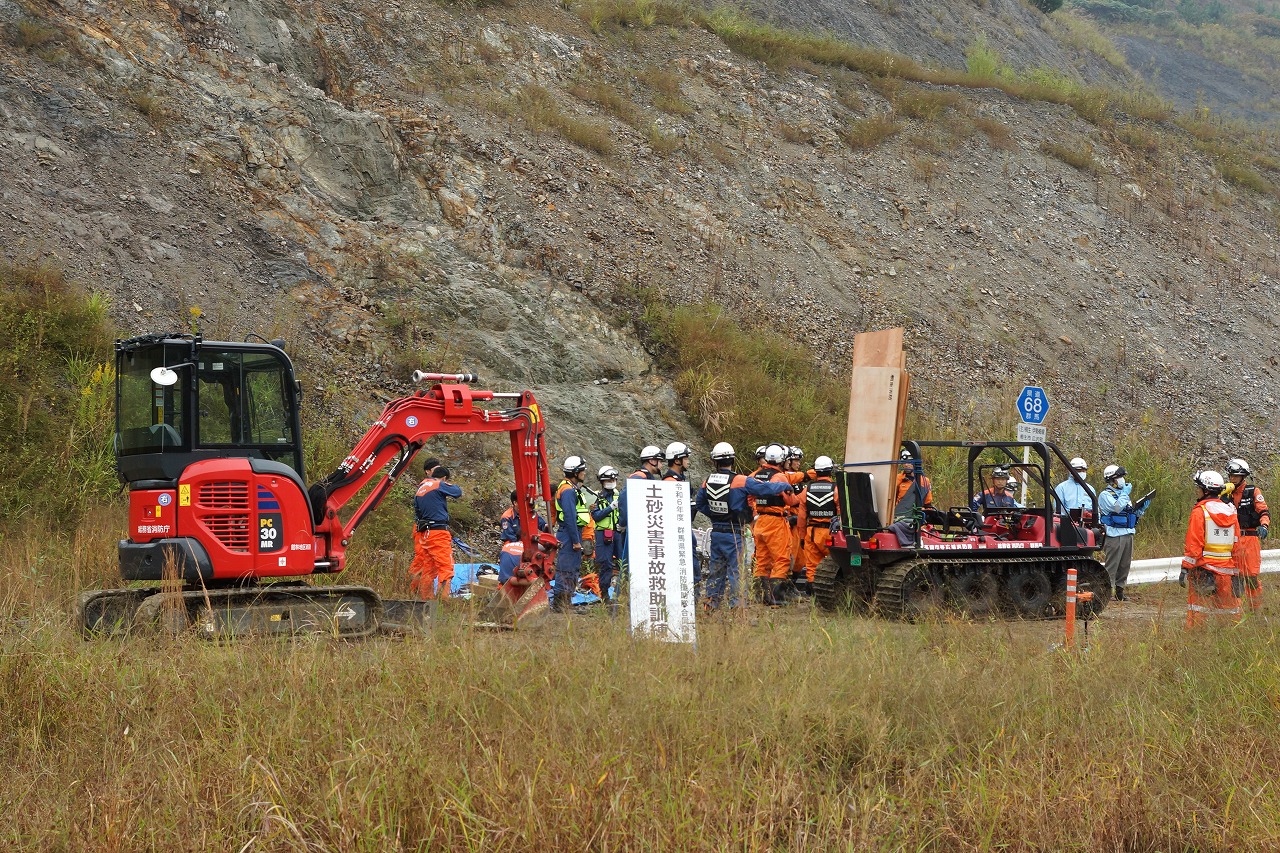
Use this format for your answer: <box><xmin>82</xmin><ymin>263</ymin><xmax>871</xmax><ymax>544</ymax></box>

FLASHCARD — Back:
<box><xmin>764</xmin><ymin>444</ymin><xmax>787</xmax><ymax>465</ymax></box>
<box><xmin>1103</xmin><ymin>464</ymin><xmax>1126</xmax><ymax>482</ymax></box>
<box><xmin>639</xmin><ymin>445</ymin><xmax>663</xmax><ymax>462</ymax></box>
<box><xmin>597</xmin><ymin>465</ymin><xmax>619</xmax><ymax>481</ymax></box>
<box><xmin>563</xmin><ymin>455</ymin><xmax>587</xmax><ymax>474</ymax></box>
<box><xmin>814</xmin><ymin>455</ymin><xmax>834</xmax><ymax>474</ymax></box>
<box><xmin>710</xmin><ymin>441</ymin><xmax>735</xmax><ymax>461</ymax></box>
<box><xmin>665</xmin><ymin>441</ymin><xmax>690</xmax><ymax>462</ymax></box>
<box><xmin>1194</xmin><ymin>469</ymin><xmax>1225</xmax><ymax>492</ymax></box>
<box><xmin>1070</xmin><ymin>457</ymin><xmax>1088</xmax><ymax>471</ymax></box>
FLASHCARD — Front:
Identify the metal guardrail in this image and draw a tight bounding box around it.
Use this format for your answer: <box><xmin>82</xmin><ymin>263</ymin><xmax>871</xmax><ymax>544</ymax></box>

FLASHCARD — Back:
<box><xmin>1128</xmin><ymin>549</ymin><xmax>1280</xmax><ymax>586</ymax></box>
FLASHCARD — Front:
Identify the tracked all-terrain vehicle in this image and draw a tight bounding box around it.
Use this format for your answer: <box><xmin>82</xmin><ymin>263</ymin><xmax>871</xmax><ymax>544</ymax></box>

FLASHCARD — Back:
<box><xmin>80</xmin><ymin>333</ymin><xmax>560</xmax><ymax>637</ymax></box>
<box><xmin>814</xmin><ymin>440</ymin><xmax>1110</xmax><ymax>620</ymax></box>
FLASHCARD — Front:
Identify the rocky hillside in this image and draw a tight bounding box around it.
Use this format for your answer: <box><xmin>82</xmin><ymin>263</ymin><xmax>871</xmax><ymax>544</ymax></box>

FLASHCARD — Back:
<box><xmin>2</xmin><ymin>0</ymin><xmax>1279</xmax><ymax>476</ymax></box>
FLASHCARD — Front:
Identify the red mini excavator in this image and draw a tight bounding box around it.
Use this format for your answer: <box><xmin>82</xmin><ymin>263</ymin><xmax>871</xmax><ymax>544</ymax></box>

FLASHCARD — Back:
<box><xmin>79</xmin><ymin>332</ymin><xmax>560</xmax><ymax>637</ymax></box>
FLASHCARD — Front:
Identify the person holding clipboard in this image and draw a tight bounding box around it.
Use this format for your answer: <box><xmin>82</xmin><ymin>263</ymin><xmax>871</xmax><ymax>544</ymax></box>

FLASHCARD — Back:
<box><xmin>1099</xmin><ymin>464</ymin><xmax>1153</xmax><ymax>602</ymax></box>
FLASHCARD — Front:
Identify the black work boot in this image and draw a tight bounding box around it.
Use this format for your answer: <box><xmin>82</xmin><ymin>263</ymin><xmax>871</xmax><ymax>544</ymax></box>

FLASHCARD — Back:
<box><xmin>1114</xmin><ymin>585</ymin><xmax>1126</xmax><ymax>602</ymax></box>
<box><xmin>765</xmin><ymin>579</ymin><xmax>782</xmax><ymax>607</ymax></box>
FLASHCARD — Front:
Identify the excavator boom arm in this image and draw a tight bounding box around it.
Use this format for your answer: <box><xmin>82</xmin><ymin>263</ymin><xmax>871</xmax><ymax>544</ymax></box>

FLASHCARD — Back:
<box><xmin>314</xmin><ymin>382</ymin><xmax>554</xmax><ymax>577</ymax></box>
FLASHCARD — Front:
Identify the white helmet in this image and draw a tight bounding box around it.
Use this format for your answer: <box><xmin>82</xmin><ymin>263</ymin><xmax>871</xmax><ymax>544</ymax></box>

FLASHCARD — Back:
<box><xmin>563</xmin><ymin>455</ymin><xmax>587</xmax><ymax>474</ymax></box>
<box><xmin>764</xmin><ymin>443</ymin><xmax>787</xmax><ymax>464</ymax></box>
<box><xmin>710</xmin><ymin>441</ymin><xmax>735</xmax><ymax>461</ymax></box>
<box><xmin>1227</xmin><ymin>458</ymin><xmax>1251</xmax><ymax>478</ymax></box>
<box><xmin>754</xmin><ymin>445</ymin><xmax>767</xmax><ymax>459</ymax></box>
<box><xmin>814</xmin><ymin>455</ymin><xmax>834</xmax><ymax>474</ymax></box>
<box><xmin>1069</xmin><ymin>457</ymin><xmax>1088</xmax><ymax>472</ymax></box>
<box><xmin>665</xmin><ymin>441</ymin><xmax>690</xmax><ymax>462</ymax></box>
<box><xmin>597</xmin><ymin>465</ymin><xmax>619</xmax><ymax>482</ymax></box>
<box><xmin>639</xmin><ymin>445</ymin><xmax>663</xmax><ymax>462</ymax></box>
<box><xmin>1195</xmin><ymin>470</ymin><xmax>1225</xmax><ymax>492</ymax></box>
<box><xmin>1103</xmin><ymin>464</ymin><xmax>1125</xmax><ymax>482</ymax></box>
<box><xmin>788</xmin><ymin>446</ymin><xmax>804</xmax><ymax>460</ymax></box>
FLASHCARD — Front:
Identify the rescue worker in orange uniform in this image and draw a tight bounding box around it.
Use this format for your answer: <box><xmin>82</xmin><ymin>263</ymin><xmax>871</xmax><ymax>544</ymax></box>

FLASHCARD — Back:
<box><xmin>411</xmin><ymin>464</ymin><xmax>463</xmax><ymax>600</ymax></box>
<box><xmin>751</xmin><ymin>444</ymin><xmax>802</xmax><ymax>606</ymax></box>
<box><xmin>777</xmin><ymin>446</ymin><xmax>811</xmax><ymax>600</ymax></box>
<box><xmin>1180</xmin><ymin>469</ymin><xmax>1242</xmax><ymax>629</ymax></box>
<box><xmin>1225</xmin><ymin>457</ymin><xmax>1269</xmax><ymax>611</ymax></box>
<box><xmin>893</xmin><ymin>448</ymin><xmax>934</xmax><ymax>522</ymax></box>
<box><xmin>797</xmin><ymin>455</ymin><xmax>837</xmax><ymax>595</ymax></box>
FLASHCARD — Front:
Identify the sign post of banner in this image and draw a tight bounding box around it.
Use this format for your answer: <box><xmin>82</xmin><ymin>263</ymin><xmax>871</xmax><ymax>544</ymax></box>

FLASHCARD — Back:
<box><xmin>626</xmin><ymin>479</ymin><xmax>696</xmax><ymax>644</ymax></box>
<box><xmin>1015</xmin><ymin>386</ymin><xmax>1050</xmax><ymax>506</ymax></box>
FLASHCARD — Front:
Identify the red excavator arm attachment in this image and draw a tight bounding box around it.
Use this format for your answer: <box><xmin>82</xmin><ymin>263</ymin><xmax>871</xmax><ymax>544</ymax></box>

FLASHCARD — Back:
<box><xmin>308</xmin><ymin>374</ymin><xmax>557</xmax><ymax>611</ymax></box>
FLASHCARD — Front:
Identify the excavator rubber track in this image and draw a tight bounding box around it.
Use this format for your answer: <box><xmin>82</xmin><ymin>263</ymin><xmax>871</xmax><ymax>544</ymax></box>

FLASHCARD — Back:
<box><xmin>80</xmin><ymin>584</ymin><xmax>386</xmax><ymax>639</ymax></box>
<box><xmin>869</xmin><ymin>555</ymin><xmax>1109</xmax><ymax>621</ymax></box>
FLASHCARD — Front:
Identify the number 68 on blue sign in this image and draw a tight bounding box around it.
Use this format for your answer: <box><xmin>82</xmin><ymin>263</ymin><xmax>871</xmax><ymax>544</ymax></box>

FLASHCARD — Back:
<box><xmin>1016</xmin><ymin>386</ymin><xmax>1049</xmax><ymax>424</ymax></box>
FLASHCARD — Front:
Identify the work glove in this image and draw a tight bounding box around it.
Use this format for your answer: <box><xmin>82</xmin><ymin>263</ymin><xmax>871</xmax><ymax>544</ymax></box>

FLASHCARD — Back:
<box><xmin>1178</xmin><ymin>569</ymin><xmax>1186</xmax><ymax>588</ymax></box>
<box><xmin>1260</xmin><ymin>524</ymin><xmax>1270</xmax><ymax>540</ymax></box>
<box><xmin>1120</xmin><ymin>482</ymin><xmax>1133</xmax><ymax>495</ymax></box>
<box><xmin>1221</xmin><ymin>482</ymin><xmax>1236</xmax><ymax>499</ymax></box>
<box><xmin>792</xmin><ymin>483</ymin><xmax>804</xmax><ymax>494</ymax></box>
<box><xmin>1137</xmin><ymin>498</ymin><xmax>1151</xmax><ymax>512</ymax></box>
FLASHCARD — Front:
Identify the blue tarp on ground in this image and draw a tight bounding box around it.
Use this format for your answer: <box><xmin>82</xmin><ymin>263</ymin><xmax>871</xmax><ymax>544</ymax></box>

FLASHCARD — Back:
<box><xmin>445</xmin><ymin>562</ymin><xmax>602</xmax><ymax>605</ymax></box>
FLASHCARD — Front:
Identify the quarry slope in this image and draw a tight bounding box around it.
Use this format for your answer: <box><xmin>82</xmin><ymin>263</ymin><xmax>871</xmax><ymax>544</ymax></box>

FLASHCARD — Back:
<box><xmin>2</xmin><ymin>0</ymin><xmax>1279</xmax><ymax>469</ymax></box>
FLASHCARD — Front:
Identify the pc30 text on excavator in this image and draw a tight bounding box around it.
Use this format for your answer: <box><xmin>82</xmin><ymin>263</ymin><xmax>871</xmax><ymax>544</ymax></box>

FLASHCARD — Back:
<box><xmin>79</xmin><ymin>333</ymin><xmax>560</xmax><ymax>637</ymax></box>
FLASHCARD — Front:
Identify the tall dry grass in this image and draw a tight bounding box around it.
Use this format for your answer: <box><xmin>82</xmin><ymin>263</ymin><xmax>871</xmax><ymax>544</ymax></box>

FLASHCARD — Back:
<box><xmin>1</xmin><ymin>546</ymin><xmax>1278</xmax><ymax>851</ymax></box>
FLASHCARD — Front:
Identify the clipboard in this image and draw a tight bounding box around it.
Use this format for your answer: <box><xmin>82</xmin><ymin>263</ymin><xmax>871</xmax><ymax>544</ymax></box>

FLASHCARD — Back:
<box><xmin>1135</xmin><ymin>489</ymin><xmax>1155</xmax><ymax>507</ymax></box>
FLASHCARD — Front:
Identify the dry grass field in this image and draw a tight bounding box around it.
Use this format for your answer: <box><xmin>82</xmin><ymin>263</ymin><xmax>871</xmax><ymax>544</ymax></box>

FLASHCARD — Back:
<box><xmin>3</xmin><ymin>519</ymin><xmax>1278</xmax><ymax>851</ymax></box>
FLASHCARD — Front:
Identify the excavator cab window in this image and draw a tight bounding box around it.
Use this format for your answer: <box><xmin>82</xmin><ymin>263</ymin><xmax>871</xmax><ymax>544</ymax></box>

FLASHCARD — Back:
<box><xmin>115</xmin><ymin>337</ymin><xmax>303</xmax><ymax>484</ymax></box>
<box><xmin>195</xmin><ymin>348</ymin><xmax>301</xmax><ymax>474</ymax></box>
<box><xmin>118</xmin><ymin>344</ymin><xmax>187</xmax><ymax>453</ymax></box>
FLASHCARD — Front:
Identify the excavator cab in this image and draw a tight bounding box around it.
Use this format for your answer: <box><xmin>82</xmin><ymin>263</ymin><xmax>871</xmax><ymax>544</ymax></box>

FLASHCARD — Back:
<box><xmin>116</xmin><ymin>334</ymin><xmax>303</xmax><ymax>484</ymax></box>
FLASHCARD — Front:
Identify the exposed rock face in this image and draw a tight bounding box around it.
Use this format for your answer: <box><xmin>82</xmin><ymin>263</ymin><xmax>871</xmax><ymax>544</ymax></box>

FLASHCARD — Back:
<box><xmin>1</xmin><ymin>0</ymin><xmax>1279</xmax><ymax>477</ymax></box>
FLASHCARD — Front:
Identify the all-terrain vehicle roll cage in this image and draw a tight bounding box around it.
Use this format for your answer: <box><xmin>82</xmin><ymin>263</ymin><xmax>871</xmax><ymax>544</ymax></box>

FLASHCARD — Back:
<box><xmin>835</xmin><ymin>439</ymin><xmax>1099</xmax><ymax>549</ymax></box>
<box><xmin>815</xmin><ymin>439</ymin><xmax>1108</xmax><ymax>621</ymax></box>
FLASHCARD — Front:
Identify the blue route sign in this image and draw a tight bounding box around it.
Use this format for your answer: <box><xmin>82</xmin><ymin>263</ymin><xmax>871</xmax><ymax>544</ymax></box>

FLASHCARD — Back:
<box><xmin>1017</xmin><ymin>386</ymin><xmax>1049</xmax><ymax>424</ymax></box>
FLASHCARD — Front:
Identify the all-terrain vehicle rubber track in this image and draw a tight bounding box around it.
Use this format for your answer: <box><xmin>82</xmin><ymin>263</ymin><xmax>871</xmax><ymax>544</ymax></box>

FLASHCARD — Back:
<box><xmin>814</xmin><ymin>554</ymin><xmax>871</xmax><ymax>613</ymax></box>
<box><xmin>819</xmin><ymin>554</ymin><xmax>1109</xmax><ymax>621</ymax></box>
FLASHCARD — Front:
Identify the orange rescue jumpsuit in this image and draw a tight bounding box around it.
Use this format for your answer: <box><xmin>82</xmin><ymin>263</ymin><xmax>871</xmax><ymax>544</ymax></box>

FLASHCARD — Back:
<box><xmin>1229</xmin><ymin>483</ymin><xmax>1270</xmax><ymax>611</ymax></box>
<box><xmin>752</xmin><ymin>464</ymin><xmax>801</xmax><ymax>584</ymax></box>
<box><xmin>797</xmin><ymin>475</ymin><xmax>836</xmax><ymax>582</ymax></box>
<box><xmin>783</xmin><ymin>469</ymin><xmax>808</xmax><ymax>577</ymax></box>
<box><xmin>1182</xmin><ymin>496</ymin><xmax>1242</xmax><ymax>629</ymax></box>
<box><xmin>410</xmin><ymin>475</ymin><xmax>463</xmax><ymax>600</ymax></box>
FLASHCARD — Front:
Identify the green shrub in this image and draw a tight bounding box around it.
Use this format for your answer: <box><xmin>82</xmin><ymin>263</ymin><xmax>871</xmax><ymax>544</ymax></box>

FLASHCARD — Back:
<box><xmin>636</xmin><ymin>299</ymin><xmax>846</xmax><ymax>455</ymax></box>
<box><xmin>1031</xmin><ymin>0</ymin><xmax>1064</xmax><ymax>11</ymax></box>
<box><xmin>964</xmin><ymin>35</ymin><xmax>1006</xmax><ymax>80</ymax></box>
<box><xmin>0</xmin><ymin>262</ymin><xmax>116</xmax><ymax>526</ymax></box>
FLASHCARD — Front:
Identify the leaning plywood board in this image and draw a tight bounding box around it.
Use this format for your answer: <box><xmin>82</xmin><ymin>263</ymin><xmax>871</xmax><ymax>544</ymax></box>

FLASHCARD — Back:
<box><xmin>852</xmin><ymin>327</ymin><xmax>905</xmax><ymax>370</ymax></box>
<box><xmin>844</xmin><ymin>366</ymin><xmax>907</xmax><ymax>525</ymax></box>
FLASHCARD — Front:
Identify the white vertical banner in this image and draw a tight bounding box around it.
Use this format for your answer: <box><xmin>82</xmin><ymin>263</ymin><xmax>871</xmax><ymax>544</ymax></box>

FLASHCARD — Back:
<box><xmin>626</xmin><ymin>479</ymin><xmax>696</xmax><ymax>644</ymax></box>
